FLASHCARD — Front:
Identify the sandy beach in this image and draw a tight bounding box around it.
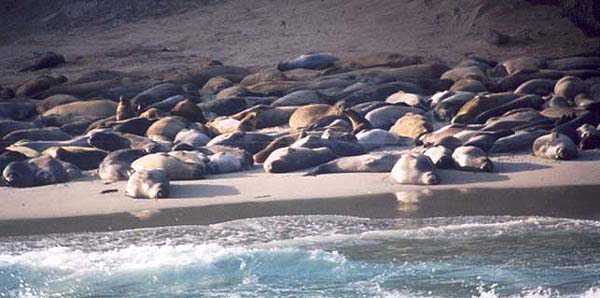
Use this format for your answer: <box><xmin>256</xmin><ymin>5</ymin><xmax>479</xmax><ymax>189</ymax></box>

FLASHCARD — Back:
<box><xmin>2</xmin><ymin>152</ymin><xmax>600</xmax><ymax>236</ymax></box>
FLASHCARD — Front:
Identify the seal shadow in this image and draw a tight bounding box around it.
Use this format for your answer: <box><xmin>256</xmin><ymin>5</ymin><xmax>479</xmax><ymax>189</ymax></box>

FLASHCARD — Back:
<box><xmin>493</xmin><ymin>161</ymin><xmax>552</xmax><ymax>173</ymax></box>
<box><xmin>169</xmin><ymin>183</ymin><xmax>240</xmax><ymax>199</ymax></box>
<box><xmin>437</xmin><ymin>169</ymin><xmax>509</xmax><ymax>185</ymax></box>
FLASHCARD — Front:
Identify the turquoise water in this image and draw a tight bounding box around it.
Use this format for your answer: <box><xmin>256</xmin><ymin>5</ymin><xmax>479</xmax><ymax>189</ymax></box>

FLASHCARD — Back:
<box><xmin>1</xmin><ymin>215</ymin><xmax>600</xmax><ymax>297</ymax></box>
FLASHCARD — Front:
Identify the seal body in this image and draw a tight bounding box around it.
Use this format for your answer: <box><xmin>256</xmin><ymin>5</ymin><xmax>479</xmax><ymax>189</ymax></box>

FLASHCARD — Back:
<box><xmin>277</xmin><ymin>53</ymin><xmax>339</xmax><ymax>71</ymax></box>
<box><xmin>423</xmin><ymin>146</ymin><xmax>454</xmax><ymax>169</ymax></box>
<box><xmin>98</xmin><ymin>149</ymin><xmax>146</xmax><ymax>182</ymax></box>
<box><xmin>126</xmin><ymin>169</ymin><xmax>170</xmax><ymax>199</ymax></box>
<box><xmin>2</xmin><ymin>156</ymin><xmax>68</xmax><ymax>187</ymax></box>
<box><xmin>390</xmin><ymin>154</ymin><xmax>439</xmax><ymax>185</ymax></box>
<box><xmin>306</xmin><ymin>153</ymin><xmax>401</xmax><ymax>176</ymax></box>
<box><xmin>452</xmin><ymin>146</ymin><xmax>494</xmax><ymax>172</ymax></box>
<box><xmin>533</xmin><ymin>133</ymin><xmax>578</xmax><ymax>160</ymax></box>
<box><xmin>208</xmin><ymin>152</ymin><xmax>243</xmax><ymax>174</ymax></box>
<box><xmin>263</xmin><ymin>147</ymin><xmax>336</xmax><ymax>173</ymax></box>
<box><xmin>131</xmin><ymin>152</ymin><xmax>205</xmax><ymax>180</ymax></box>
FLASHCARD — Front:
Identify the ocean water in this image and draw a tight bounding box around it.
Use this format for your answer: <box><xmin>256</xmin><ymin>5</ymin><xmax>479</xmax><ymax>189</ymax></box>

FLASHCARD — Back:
<box><xmin>0</xmin><ymin>215</ymin><xmax>599</xmax><ymax>297</ymax></box>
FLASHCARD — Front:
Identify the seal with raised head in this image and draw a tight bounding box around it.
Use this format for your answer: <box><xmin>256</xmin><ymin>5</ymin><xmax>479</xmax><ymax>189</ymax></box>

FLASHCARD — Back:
<box><xmin>533</xmin><ymin>132</ymin><xmax>578</xmax><ymax>160</ymax></box>
<box><xmin>452</xmin><ymin>146</ymin><xmax>494</xmax><ymax>172</ymax></box>
<box><xmin>126</xmin><ymin>169</ymin><xmax>170</xmax><ymax>199</ymax></box>
<box><xmin>116</xmin><ymin>96</ymin><xmax>134</xmax><ymax>121</ymax></box>
<box><xmin>263</xmin><ymin>146</ymin><xmax>336</xmax><ymax>173</ymax></box>
<box><xmin>98</xmin><ymin>149</ymin><xmax>146</xmax><ymax>183</ymax></box>
<box><xmin>390</xmin><ymin>154</ymin><xmax>439</xmax><ymax>185</ymax></box>
<box><xmin>305</xmin><ymin>152</ymin><xmax>401</xmax><ymax>176</ymax></box>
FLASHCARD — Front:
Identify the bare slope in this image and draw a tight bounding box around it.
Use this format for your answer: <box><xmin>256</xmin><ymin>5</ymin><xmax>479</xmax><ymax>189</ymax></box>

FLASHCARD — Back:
<box><xmin>0</xmin><ymin>0</ymin><xmax>597</xmax><ymax>86</ymax></box>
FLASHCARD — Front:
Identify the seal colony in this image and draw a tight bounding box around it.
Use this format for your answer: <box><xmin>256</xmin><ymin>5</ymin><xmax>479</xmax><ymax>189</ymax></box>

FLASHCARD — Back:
<box><xmin>1</xmin><ymin>52</ymin><xmax>600</xmax><ymax>198</ymax></box>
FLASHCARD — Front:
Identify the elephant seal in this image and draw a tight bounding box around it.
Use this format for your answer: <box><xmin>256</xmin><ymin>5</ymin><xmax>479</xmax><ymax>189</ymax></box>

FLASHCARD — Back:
<box><xmin>389</xmin><ymin>113</ymin><xmax>432</xmax><ymax>140</ymax></box>
<box><xmin>240</xmin><ymin>69</ymin><xmax>288</xmax><ymax>86</ymax></box>
<box><xmin>146</xmin><ymin>116</ymin><xmax>188</xmax><ymax>141</ymax></box>
<box><xmin>98</xmin><ymin>149</ymin><xmax>146</xmax><ymax>182</ymax></box>
<box><xmin>490</xmin><ymin>129</ymin><xmax>548</xmax><ymax>153</ymax></box>
<box><xmin>19</xmin><ymin>51</ymin><xmax>65</xmax><ymax>72</ymax></box>
<box><xmin>88</xmin><ymin>130</ymin><xmax>131</xmax><ymax>151</ymax></box>
<box><xmin>452</xmin><ymin>146</ymin><xmax>494</xmax><ymax>172</ymax></box>
<box><xmin>337</xmin><ymin>106</ymin><xmax>372</xmax><ymax>134</ymax></box>
<box><xmin>423</xmin><ymin>146</ymin><xmax>454</xmax><ymax>169</ymax></box>
<box><xmin>170</xmin><ymin>99</ymin><xmax>206</xmax><ymax>123</ymax></box>
<box><xmin>288</xmin><ymin>104</ymin><xmax>340</xmax><ymax>129</ymax></box>
<box><xmin>208</xmin><ymin>152</ymin><xmax>243</xmax><ymax>174</ymax></box>
<box><xmin>253</xmin><ymin>133</ymin><xmax>301</xmax><ymax>164</ymax></box>
<box><xmin>2</xmin><ymin>156</ymin><xmax>68</xmax><ymax>187</ymax></box>
<box><xmin>16</xmin><ymin>75</ymin><xmax>66</xmax><ymax>97</ymax></box>
<box><xmin>433</xmin><ymin>91</ymin><xmax>476</xmax><ymax>121</ymax></box>
<box><xmin>452</xmin><ymin>93</ymin><xmax>518</xmax><ymax>124</ymax></box>
<box><xmin>501</xmin><ymin>56</ymin><xmax>545</xmax><ymax>75</ymax></box>
<box><xmin>126</xmin><ymin>169</ymin><xmax>170</xmax><ymax>199</ymax></box>
<box><xmin>0</xmin><ymin>102</ymin><xmax>36</xmax><ymax>121</ymax></box>
<box><xmin>471</xmin><ymin>94</ymin><xmax>544</xmax><ymax>124</ymax></box>
<box><xmin>116</xmin><ymin>96</ymin><xmax>135</xmax><ymax>121</ymax></box>
<box><xmin>246</xmin><ymin>81</ymin><xmax>303</xmax><ymax>97</ymax></box>
<box><xmin>356</xmin><ymin>129</ymin><xmax>411</xmax><ymax>150</ymax></box>
<box><xmin>44</xmin><ymin>146</ymin><xmax>108</xmax><ymax>170</ymax></box>
<box><xmin>291</xmin><ymin>135</ymin><xmax>366</xmax><ymax>156</ymax></box>
<box><xmin>390</xmin><ymin>154</ymin><xmax>439</xmax><ymax>185</ymax></box>
<box><xmin>2</xmin><ymin>127</ymin><xmax>72</xmax><ymax>144</ymax></box>
<box><xmin>0</xmin><ymin>120</ymin><xmax>35</xmax><ymax>139</ymax></box>
<box><xmin>554</xmin><ymin>76</ymin><xmax>587</xmax><ymax>100</ymax></box>
<box><xmin>449</xmin><ymin>79</ymin><xmax>487</xmax><ymax>93</ymax></box>
<box><xmin>305</xmin><ymin>152</ymin><xmax>401</xmax><ymax>176</ymax></box>
<box><xmin>230</xmin><ymin>105</ymin><xmax>296</xmax><ymax>129</ymax></box>
<box><xmin>197</xmin><ymin>97</ymin><xmax>248</xmax><ymax>117</ymax></box>
<box><xmin>365</xmin><ymin>105</ymin><xmax>424</xmax><ymax>130</ymax></box>
<box><xmin>201</xmin><ymin>76</ymin><xmax>234</xmax><ymax>94</ymax></box>
<box><xmin>207</xmin><ymin>131</ymin><xmax>274</xmax><ymax>154</ymax></box>
<box><xmin>277</xmin><ymin>53</ymin><xmax>339</xmax><ymax>71</ymax></box>
<box><xmin>577</xmin><ymin>124</ymin><xmax>600</xmax><ymax>150</ymax></box>
<box><xmin>271</xmin><ymin>90</ymin><xmax>327</xmax><ymax>107</ymax></box>
<box><xmin>9</xmin><ymin>135</ymin><xmax>89</xmax><ymax>153</ymax></box>
<box><xmin>533</xmin><ymin>132</ymin><xmax>578</xmax><ymax>160</ymax></box>
<box><xmin>174</xmin><ymin>128</ymin><xmax>211</xmax><ymax>148</ymax></box>
<box><xmin>207</xmin><ymin>113</ymin><xmax>257</xmax><ymax>135</ymax></box>
<box><xmin>263</xmin><ymin>146</ymin><xmax>336</xmax><ymax>173</ymax></box>
<box><xmin>145</xmin><ymin>95</ymin><xmax>187</xmax><ymax>112</ymax></box>
<box><xmin>130</xmin><ymin>83</ymin><xmax>184</xmax><ymax>112</ymax></box>
<box><xmin>0</xmin><ymin>150</ymin><xmax>28</xmax><ymax>173</ymax></box>
<box><xmin>43</xmin><ymin>99</ymin><xmax>117</xmax><ymax>120</ymax></box>
<box><xmin>514</xmin><ymin>79</ymin><xmax>556</xmax><ymax>96</ymax></box>
<box><xmin>131</xmin><ymin>152</ymin><xmax>206</xmax><ymax>180</ymax></box>
<box><xmin>112</xmin><ymin>117</ymin><xmax>156</xmax><ymax>136</ymax></box>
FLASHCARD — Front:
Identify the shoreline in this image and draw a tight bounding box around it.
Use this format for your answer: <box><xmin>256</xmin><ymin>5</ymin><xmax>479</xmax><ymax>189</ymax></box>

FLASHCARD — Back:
<box><xmin>2</xmin><ymin>153</ymin><xmax>600</xmax><ymax>236</ymax></box>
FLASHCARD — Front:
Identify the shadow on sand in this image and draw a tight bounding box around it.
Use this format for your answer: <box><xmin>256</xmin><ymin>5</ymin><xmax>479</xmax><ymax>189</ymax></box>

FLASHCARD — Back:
<box><xmin>169</xmin><ymin>183</ymin><xmax>240</xmax><ymax>199</ymax></box>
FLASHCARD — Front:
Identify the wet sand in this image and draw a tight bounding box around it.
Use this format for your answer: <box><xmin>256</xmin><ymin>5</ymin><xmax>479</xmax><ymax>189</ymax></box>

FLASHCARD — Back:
<box><xmin>2</xmin><ymin>152</ymin><xmax>600</xmax><ymax>236</ymax></box>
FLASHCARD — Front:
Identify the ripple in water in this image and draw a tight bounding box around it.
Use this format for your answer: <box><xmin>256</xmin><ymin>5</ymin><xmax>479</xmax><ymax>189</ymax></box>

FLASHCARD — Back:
<box><xmin>0</xmin><ymin>215</ymin><xmax>599</xmax><ymax>297</ymax></box>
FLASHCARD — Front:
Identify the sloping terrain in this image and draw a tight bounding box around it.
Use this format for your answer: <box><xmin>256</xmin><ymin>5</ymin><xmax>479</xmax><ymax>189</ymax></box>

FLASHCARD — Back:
<box><xmin>0</xmin><ymin>0</ymin><xmax>598</xmax><ymax>86</ymax></box>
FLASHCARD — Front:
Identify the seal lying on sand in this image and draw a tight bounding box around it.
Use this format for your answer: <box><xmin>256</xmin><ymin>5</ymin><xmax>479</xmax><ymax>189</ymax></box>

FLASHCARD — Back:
<box><xmin>390</xmin><ymin>154</ymin><xmax>439</xmax><ymax>185</ymax></box>
<box><xmin>533</xmin><ymin>132</ymin><xmax>578</xmax><ymax>160</ymax></box>
<box><xmin>131</xmin><ymin>152</ymin><xmax>206</xmax><ymax>180</ymax></box>
<box><xmin>2</xmin><ymin>156</ymin><xmax>69</xmax><ymax>187</ymax></box>
<box><xmin>263</xmin><ymin>147</ymin><xmax>336</xmax><ymax>173</ymax></box>
<box><xmin>126</xmin><ymin>169</ymin><xmax>169</xmax><ymax>199</ymax></box>
<box><xmin>452</xmin><ymin>146</ymin><xmax>494</xmax><ymax>172</ymax></box>
<box><xmin>305</xmin><ymin>152</ymin><xmax>401</xmax><ymax>176</ymax></box>
<box><xmin>98</xmin><ymin>149</ymin><xmax>147</xmax><ymax>183</ymax></box>
<box><xmin>277</xmin><ymin>53</ymin><xmax>339</xmax><ymax>71</ymax></box>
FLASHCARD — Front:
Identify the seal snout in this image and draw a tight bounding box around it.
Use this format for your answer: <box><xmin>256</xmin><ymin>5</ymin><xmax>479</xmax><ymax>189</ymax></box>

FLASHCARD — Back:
<box><xmin>422</xmin><ymin>171</ymin><xmax>440</xmax><ymax>185</ymax></box>
<box><xmin>480</xmin><ymin>160</ymin><xmax>494</xmax><ymax>172</ymax></box>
